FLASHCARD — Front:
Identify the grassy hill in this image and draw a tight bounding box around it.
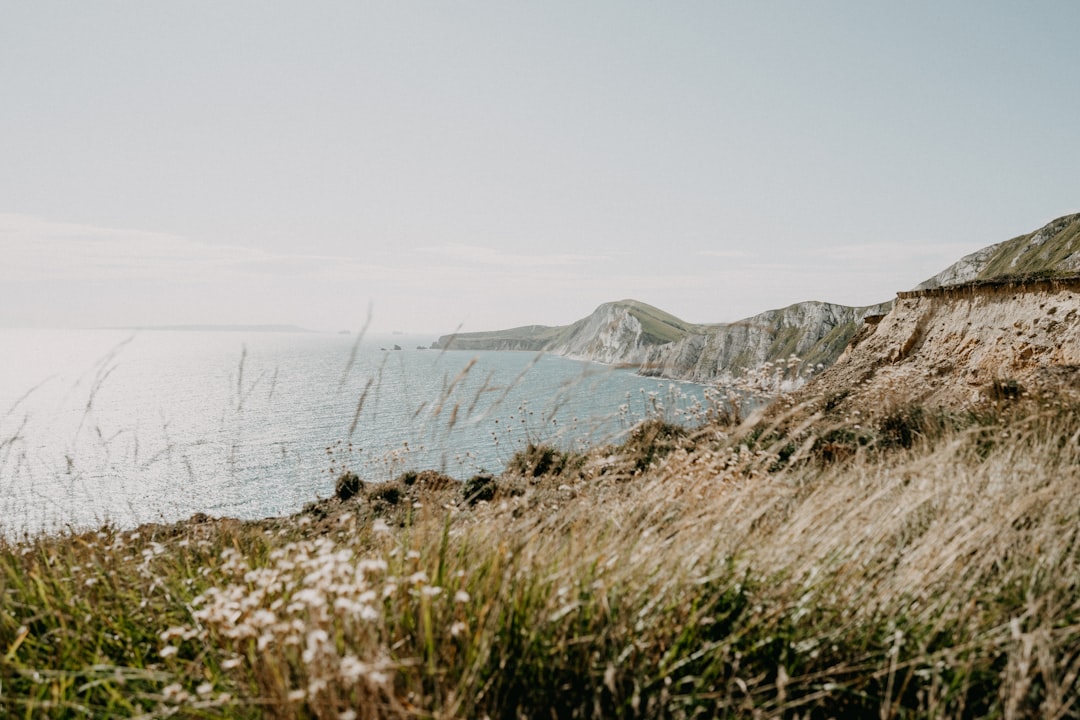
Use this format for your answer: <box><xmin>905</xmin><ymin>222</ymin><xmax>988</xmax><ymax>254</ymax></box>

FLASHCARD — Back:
<box><xmin>976</xmin><ymin>212</ymin><xmax>1080</xmax><ymax>280</ymax></box>
<box><xmin>920</xmin><ymin>212</ymin><xmax>1080</xmax><ymax>290</ymax></box>
<box><xmin>434</xmin><ymin>300</ymin><xmax>703</xmax><ymax>351</ymax></box>
<box><xmin>612</xmin><ymin>299</ymin><xmax>705</xmax><ymax>345</ymax></box>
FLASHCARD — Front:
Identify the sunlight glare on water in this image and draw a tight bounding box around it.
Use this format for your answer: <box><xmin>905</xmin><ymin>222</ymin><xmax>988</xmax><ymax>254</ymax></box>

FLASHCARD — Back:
<box><xmin>0</xmin><ymin>329</ymin><xmax>707</xmax><ymax>534</ymax></box>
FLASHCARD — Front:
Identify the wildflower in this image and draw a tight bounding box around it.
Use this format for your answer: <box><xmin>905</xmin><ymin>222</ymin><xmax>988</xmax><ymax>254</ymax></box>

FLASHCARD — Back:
<box><xmin>339</xmin><ymin>654</ymin><xmax>369</xmax><ymax>681</ymax></box>
<box><xmin>160</xmin><ymin>645</ymin><xmax>179</xmax><ymax>658</ymax></box>
<box><xmin>302</xmin><ymin>629</ymin><xmax>331</xmax><ymax>664</ymax></box>
<box><xmin>450</xmin><ymin>621</ymin><xmax>468</xmax><ymax>637</ymax></box>
<box><xmin>196</xmin><ymin>682</ymin><xmax>213</xmax><ymax>697</ymax></box>
<box><xmin>454</xmin><ymin>590</ymin><xmax>470</xmax><ymax>603</ymax></box>
<box><xmin>159</xmin><ymin>627</ymin><xmax>186</xmax><ymax>642</ymax></box>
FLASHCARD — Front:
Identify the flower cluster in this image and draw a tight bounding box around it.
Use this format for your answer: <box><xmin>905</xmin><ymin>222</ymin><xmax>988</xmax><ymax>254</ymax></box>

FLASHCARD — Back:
<box><xmin>164</xmin><ymin>537</ymin><xmax>396</xmax><ymax>711</ymax></box>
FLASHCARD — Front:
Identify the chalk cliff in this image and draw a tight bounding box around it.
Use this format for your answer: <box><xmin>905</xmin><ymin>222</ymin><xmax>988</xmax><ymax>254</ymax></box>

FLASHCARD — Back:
<box><xmin>435</xmin><ymin>299</ymin><xmax>886</xmax><ymax>385</ymax></box>
<box><xmin>434</xmin><ymin>212</ymin><xmax>1080</xmax><ymax>391</ymax></box>
<box><xmin>639</xmin><ymin>301</ymin><xmax>888</xmax><ymax>384</ymax></box>
<box><xmin>433</xmin><ymin>300</ymin><xmax>704</xmax><ymax>366</ymax></box>
<box><xmin>917</xmin><ymin>212</ymin><xmax>1080</xmax><ymax>289</ymax></box>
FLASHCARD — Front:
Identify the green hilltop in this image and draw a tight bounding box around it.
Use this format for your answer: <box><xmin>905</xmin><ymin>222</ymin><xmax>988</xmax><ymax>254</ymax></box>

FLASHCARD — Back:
<box><xmin>977</xmin><ymin>212</ymin><xmax>1080</xmax><ymax>280</ymax></box>
<box><xmin>434</xmin><ymin>299</ymin><xmax>705</xmax><ymax>352</ymax></box>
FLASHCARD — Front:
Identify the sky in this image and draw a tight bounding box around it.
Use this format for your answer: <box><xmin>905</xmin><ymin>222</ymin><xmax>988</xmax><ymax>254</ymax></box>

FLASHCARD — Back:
<box><xmin>2</xmin><ymin>2</ymin><xmax>1078</xmax><ymax>335</ymax></box>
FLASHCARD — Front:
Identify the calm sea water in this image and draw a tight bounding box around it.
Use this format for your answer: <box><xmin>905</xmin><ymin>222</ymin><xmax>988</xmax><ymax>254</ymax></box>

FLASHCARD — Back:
<box><xmin>0</xmin><ymin>329</ymin><xmax>708</xmax><ymax>535</ymax></box>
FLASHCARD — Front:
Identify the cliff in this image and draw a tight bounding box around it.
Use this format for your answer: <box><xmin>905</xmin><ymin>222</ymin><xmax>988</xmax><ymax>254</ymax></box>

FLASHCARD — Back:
<box><xmin>430</xmin><ymin>324</ymin><xmax>564</xmax><ymax>352</ymax></box>
<box><xmin>434</xmin><ymin>212</ymin><xmax>1080</xmax><ymax>390</ymax></box>
<box><xmin>917</xmin><ymin>212</ymin><xmax>1080</xmax><ymax>289</ymax></box>
<box><xmin>434</xmin><ymin>300</ymin><xmax>705</xmax><ymax>366</ymax></box>
<box><xmin>546</xmin><ymin>300</ymin><xmax>704</xmax><ymax>365</ymax></box>
<box><xmin>810</xmin><ymin>275</ymin><xmax>1080</xmax><ymax>410</ymax></box>
<box><xmin>639</xmin><ymin>300</ymin><xmax>889</xmax><ymax>384</ymax></box>
<box><xmin>435</xmin><ymin>298</ymin><xmax>888</xmax><ymax>385</ymax></box>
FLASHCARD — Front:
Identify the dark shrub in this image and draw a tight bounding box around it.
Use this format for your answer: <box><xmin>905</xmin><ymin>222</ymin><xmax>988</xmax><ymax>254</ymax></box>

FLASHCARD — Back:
<box><xmin>398</xmin><ymin>470</ymin><xmax>456</xmax><ymax>490</ymax></box>
<box><xmin>505</xmin><ymin>443</ymin><xmax>583</xmax><ymax>479</ymax></box>
<box><xmin>878</xmin><ymin>406</ymin><xmax>925</xmax><ymax>449</ymax></box>
<box><xmin>621</xmin><ymin>419</ymin><xmax>688</xmax><ymax>474</ymax></box>
<box><xmin>463</xmin><ymin>473</ymin><xmax>497</xmax><ymax>504</ymax></box>
<box><xmin>334</xmin><ymin>471</ymin><xmax>362</xmax><ymax>501</ymax></box>
<box><xmin>989</xmin><ymin>378</ymin><xmax>1024</xmax><ymax>401</ymax></box>
<box><xmin>370</xmin><ymin>483</ymin><xmax>403</xmax><ymax>506</ymax></box>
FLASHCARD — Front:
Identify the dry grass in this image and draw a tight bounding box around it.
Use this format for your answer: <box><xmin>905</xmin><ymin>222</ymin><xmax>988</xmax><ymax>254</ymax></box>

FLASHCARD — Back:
<box><xmin>1</xmin><ymin>394</ymin><xmax>1079</xmax><ymax>717</ymax></box>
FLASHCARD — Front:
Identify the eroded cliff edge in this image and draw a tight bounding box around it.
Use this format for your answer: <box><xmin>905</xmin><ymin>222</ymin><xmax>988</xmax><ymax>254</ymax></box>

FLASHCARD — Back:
<box><xmin>808</xmin><ymin>275</ymin><xmax>1080</xmax><ymax>411</ymax></box>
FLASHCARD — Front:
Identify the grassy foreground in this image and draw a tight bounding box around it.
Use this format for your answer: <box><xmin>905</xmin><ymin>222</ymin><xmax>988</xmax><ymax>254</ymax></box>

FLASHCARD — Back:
<box><xmin>1</xmin><ymin>396</ymin><xmax>1079</xmax><ymax>718</ymax></box>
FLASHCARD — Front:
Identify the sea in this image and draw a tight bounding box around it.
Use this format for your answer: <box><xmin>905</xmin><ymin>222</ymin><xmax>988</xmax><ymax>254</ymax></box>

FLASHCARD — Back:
<box><xmin>0</xmin><ymin>329</ymin><xmax>711</xmax><ymax>536</ymax></box>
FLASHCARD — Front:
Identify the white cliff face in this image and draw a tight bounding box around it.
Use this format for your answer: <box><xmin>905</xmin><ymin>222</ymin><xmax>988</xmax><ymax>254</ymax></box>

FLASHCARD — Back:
<box><xmin>814</xmin><ymin>279</ymin><xmax>1080</xmax><ymax>410</ymax></box>
<box><xmin>915</xmin><ymin>243</ymin><xmax>1005</xmax><ymax>290</ymax></box>
<box><xmin>435</xmin><ymin>215</ymin><xmax>1080</xmax><ymax>390</ymax></box>
<box><xmin>549</xmin><ymin>302</ymin><xmax>652</xmax><ymax>366</ymax></box>
<box><xmin>917</xmin><ymin>213</ymin><xmax>1080</xmax><ymax>290</ymax></box>
<box><xmin>639</xmin><ymin>301</ymin><xmax>887</xmax><ymax>384</ymax></box>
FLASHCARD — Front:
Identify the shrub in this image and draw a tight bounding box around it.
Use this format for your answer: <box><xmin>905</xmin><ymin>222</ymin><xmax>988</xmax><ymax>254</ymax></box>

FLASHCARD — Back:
<box><xmin>504</xmin><ymin>443</ymin><xmax>583</xmax><ymax>480</ymax></box>
<box><xmin>334</xmin><ymin>471</ymin><xmax>362</xmax><ymax>501</ymax></box>
<box><xmin>462</xmin><ymin>473</ymin><xmax>496</xmax><ymax>504</ymax></box>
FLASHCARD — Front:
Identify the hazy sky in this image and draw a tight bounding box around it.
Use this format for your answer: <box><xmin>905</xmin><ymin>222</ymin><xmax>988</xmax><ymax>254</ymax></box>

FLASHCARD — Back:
<box><xmin>2</xmin><ymin>2</ymin><xmax>1078</xmax><ymax>334</ymax></box>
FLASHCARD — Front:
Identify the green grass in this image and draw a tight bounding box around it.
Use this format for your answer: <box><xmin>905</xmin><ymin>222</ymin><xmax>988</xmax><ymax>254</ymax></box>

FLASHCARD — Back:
<box><xmin>437</xmin><ymin>300</ymin><xmax>704</xmax><ymax>353</ymax></box>
<box><xmin>977</xmin><ymin>214</ymin><xmax>1080</xmax><ymax>280</ymax></box>
<box><xmin>2</xmin><ymin>395</ymin><xmax>1080</xmax><ymax>718</ymax></box>
<box><xmin>616</xmin><ymin>299</ymin><xmax>704</xmax><ymax>345</ymax></box>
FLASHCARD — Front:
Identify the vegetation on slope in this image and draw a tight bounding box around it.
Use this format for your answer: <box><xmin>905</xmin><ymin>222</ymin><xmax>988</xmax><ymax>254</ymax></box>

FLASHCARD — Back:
<box><xmin>615</xmin><ymin>299</ymin><xmax>704</xmax><ymax>345</ymax></box>
<box><xmin>435</xmin><ymin>300</ymin><xmax>703</xmax><ymax>352</ymax></box>
<box><xmin>976</xmin><ymin>212</ymin><xmax>1080</xmax><ymax>280</ymax></box>
<box><xmin>430</xmin><ymin>324</ymin><xmax>565</xmax><ymax>351</ymax></box>
<box><xmin>2</xmin><ymin>387</ymin><xmax>1078</xmax><ymax>718</ymax></box>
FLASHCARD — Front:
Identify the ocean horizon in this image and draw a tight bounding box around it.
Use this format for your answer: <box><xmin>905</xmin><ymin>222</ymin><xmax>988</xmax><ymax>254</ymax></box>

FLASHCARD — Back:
<box><xmin>0</xmin><ymin>328</ymin><xmax>709</xmax><ymax>536</ymax></box>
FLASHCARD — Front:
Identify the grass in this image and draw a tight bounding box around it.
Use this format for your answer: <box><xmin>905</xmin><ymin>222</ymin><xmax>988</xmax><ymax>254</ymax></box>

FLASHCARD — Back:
<box><xmin>977</xmin><ymin>213</ymin><xmax>1080</xmax><ymax>280</ymax></box>
<box><xmin>436</xmin><ymin>299</ymin><xmax>704</xmax><ymax>353</ymax></box>
<box><xmin>2</xmin><ymin>388</ymin><xmax>1079</xmax><ymax>718</ymax></box>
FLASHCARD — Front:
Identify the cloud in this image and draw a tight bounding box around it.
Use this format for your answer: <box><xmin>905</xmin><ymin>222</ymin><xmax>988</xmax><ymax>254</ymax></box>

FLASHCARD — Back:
<box><xmin>0</xmin><ymin>214</ymin><xmax>392</xmax><ymax>284</ymax></box>
<box><xmin>415</xmin><ymin>243</ymin><xmax>605</xmax><ymax>268</ymax></box>
<box><xmin>695</xmin><ymin>249</ymin><xmax>751</xmax><ymax>259</ymax></box>
<box><xmin>811</xmin><ymin>242</ymin><xmax>985</xmax><ymax>265</ymax></box>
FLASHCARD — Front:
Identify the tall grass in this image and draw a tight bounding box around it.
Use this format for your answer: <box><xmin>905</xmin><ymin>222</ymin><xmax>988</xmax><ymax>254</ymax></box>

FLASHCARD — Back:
<box><xmin>2</xmin><ymin>390</ymin><xmax>1078</xmax><ymax>717</ymax></box>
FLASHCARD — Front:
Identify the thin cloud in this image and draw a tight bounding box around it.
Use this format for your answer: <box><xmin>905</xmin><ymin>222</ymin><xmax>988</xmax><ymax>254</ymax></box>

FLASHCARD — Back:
<box><xmin>0</xmin><ymin>214</ymin><xmax>390</xmax><ymax>284</ymax></box>
<box><xmin>416</xmin><ymin>243</ymin><xmax>605</xmax><ymax>267</ymax></box>
<box><xmin>812</xmin><ymin>242</ymin><xmax>986</xmax><ymax>264</ymax></box>
<box><xmin>696</xmin><ymin>249</ymin><xmax>751</xmax><ymax>259</ymax></box>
